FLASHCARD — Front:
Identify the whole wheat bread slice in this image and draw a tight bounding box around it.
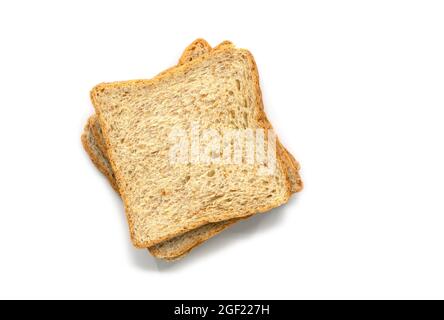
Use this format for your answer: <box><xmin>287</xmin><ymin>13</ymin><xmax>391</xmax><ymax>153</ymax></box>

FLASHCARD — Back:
<box><xmin>91</xmin><ymin>44</ymin><xmax>299</xmax><ymax>248</ymax></box>
<box><xmin>83</xmin><ymin>39</ymin><xmax>302</xmax><ymax>259</ymax></box>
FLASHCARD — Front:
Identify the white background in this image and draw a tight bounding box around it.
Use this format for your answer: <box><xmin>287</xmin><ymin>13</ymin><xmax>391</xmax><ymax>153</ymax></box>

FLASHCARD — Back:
<box><xmin>0</xmin><ymin>0</ymin><xmax>443</xmax><ymax>300</ymax></box>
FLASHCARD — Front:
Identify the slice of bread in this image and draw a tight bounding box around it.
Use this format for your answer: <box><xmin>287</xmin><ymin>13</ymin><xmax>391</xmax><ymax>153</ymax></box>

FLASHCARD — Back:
<box><xmin>91</xmin><ymin>45</ymin><xmax>298</xmax><ymax>248</ymax></box>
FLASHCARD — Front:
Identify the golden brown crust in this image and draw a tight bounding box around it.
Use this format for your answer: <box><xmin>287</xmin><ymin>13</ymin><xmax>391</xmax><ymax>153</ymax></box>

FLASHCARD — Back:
<box><xmin>148</xmin><ymin>219</ymin><xmax>240</xmax><ymax>259</ymax></box>
<box><xmin>90</xmin><ymin>116</ymin><xmax>108</xmax><ymax>156</ymax></box>
<box><xmin>178</xmin><ymin>38</ymin><xmax>212</xmax><ymax>65</ymax></box>
<box><xmin>280</xmin><ymin>144</ymin><xmax>303</xmax><ymax>192</ymax></box>
<box><xmin>213</xmin><ymin>40</ymin><xmax>234</xmax><ymax>51</ymax></box>
<box><xmin>81</xmin><ymin>116</ymin><xmax>119</xmax><ymax>192</ymax></box>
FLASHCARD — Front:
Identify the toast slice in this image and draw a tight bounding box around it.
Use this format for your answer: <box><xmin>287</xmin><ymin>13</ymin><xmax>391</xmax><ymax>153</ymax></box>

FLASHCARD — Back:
<box><xmin>91</xmin><ymin>45</ymin><xmax>297</xmax><ymax>248</ymax></box>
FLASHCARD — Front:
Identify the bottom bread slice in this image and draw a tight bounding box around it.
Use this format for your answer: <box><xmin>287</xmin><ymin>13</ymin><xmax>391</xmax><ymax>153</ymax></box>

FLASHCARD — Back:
<box><xmin>82</xmin><ymin>39</ymin><xmax>302</xmax><ymax>260</ymax></box>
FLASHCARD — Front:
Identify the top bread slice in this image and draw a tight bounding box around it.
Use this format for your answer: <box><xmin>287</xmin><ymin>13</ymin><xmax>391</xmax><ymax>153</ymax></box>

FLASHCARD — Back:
<box><xmin>91</xmin><ymin>45</ymin><xmax>294</xmax><ymax>247</ymax></box>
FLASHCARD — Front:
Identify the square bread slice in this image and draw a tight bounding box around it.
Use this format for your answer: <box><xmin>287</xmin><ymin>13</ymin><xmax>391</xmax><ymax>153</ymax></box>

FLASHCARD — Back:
<box><xmin>91</xmin><ymin>45</ymin><xmax>295</xmax><ymax>248</ymax></box>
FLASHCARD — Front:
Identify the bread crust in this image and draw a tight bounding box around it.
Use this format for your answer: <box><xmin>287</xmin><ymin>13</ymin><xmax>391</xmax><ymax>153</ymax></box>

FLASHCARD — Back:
<box><xmin>90</xmin><ymin>115</ymin><xmax>108</xmax><ymax>156</ymax></box>
<box><xmin>178</xmin><ymin>38</ymin><xmax>212</xmax><ymax>65</ymax></box>
<box><xmin>148</xmin><ymin>219</ymin><xmax>240</xmax><ymax>260</ymax></box>
<box><xmin>81</xmin><ymin>116</ymin><xmax>119</xmax><ymax>192</ymax></box>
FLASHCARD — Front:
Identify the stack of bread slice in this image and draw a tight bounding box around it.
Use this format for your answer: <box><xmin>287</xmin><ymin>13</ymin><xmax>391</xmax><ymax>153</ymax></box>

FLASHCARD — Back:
<box><xmin>82</xmin><ymin>39</ymin><xmax>303</xmax><ymax>261</ymax></box>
